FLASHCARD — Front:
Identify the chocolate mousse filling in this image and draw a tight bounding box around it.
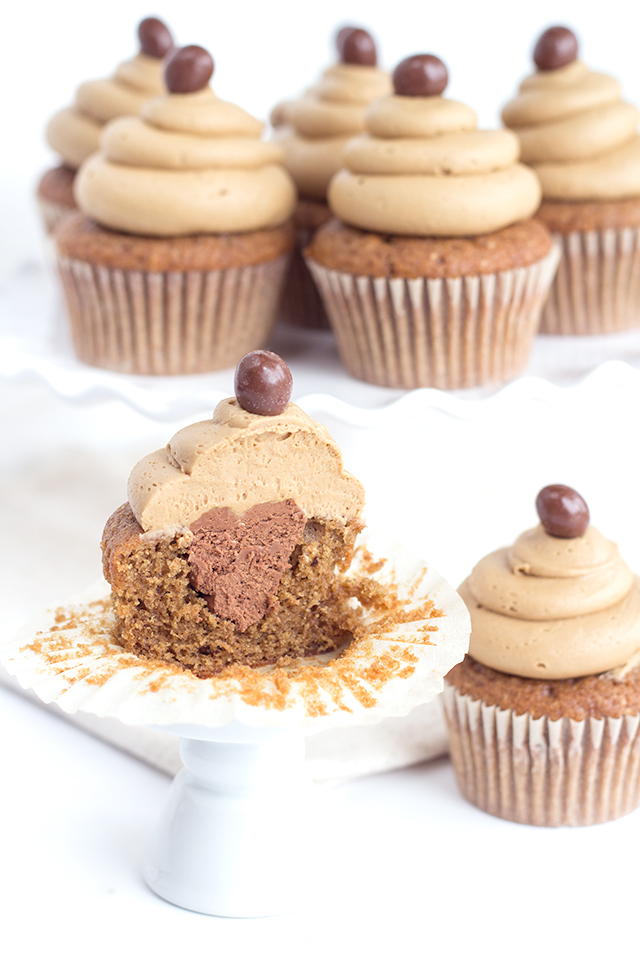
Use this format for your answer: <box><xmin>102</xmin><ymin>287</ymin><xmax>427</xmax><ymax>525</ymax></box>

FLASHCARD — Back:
<box><xmin>188</xmin><ymin>500</ymin><xmax>306</xmax><ymax>631</ymax></box>
<box><xmin>101</xmin><ymin>502</ymin><xmax>363</xmax><ymax>677</ymax></box>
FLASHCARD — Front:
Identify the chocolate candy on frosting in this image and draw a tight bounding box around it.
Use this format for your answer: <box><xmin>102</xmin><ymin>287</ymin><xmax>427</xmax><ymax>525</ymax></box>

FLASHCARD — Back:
<box><xmin>164</xmin><ymin>45</ymin><xmax>214</xmax><ymax>94</ymax></box>
<box><xmin>138</xmin><ymin>17</ymin><xmax>173</xmax><ymax>59</ymax></box>
<box><xmin>533</xmin><ymin>26</ymin><xmax>578</xmax><ymax>72</ymax></box>
<box><xmin>536</xmin><ymin>484</ymin><xmax>590</xmax><ymax>538</ymax></box>
<box><xmin>235</xmin><ymin>351</ymin><xmax>293</xmax><ymax>417</ymax></box>
<box><xmin>393</xmin><ymin>54</ymin><xmax>448</xmax><ymax>97</ymax></box>
<box><xmin>338</xmin><ymin>27</ymin><xmax>377</xmax><ymax>67</ymax></box>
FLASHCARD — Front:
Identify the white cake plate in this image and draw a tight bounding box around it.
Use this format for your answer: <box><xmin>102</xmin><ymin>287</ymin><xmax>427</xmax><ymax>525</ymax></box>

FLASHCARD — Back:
<box><xmin>0</xmin><ymin>535</ymin><xmax>469</xmax><ymax>917</ymax></box>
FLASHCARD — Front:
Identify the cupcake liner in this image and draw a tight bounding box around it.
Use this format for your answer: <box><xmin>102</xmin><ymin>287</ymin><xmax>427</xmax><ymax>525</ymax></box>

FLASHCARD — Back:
<box><xmin>37</xmin><ymin>198</ymin><xmax>76</xmax><ymax>235</ymax></box>
<box><xmin>541</xmin><ymin>226</ymin><xmax>640</xmax><ymax>334</ymax></box>
<box><xmin>279</xmin><ymin>226</ymin><xmax>330</xmax><ymax>329</ymax></box>
<box><xmin>56</xmin><ymin>253</ymin><xmax>291</xmax><ymax>375</ymax></box>
<box><xmin>0</xmin><ymin>533</ymin><xmax>469</xmax><ymax>734</ymax></box>
<box><xmin>306</xmin><ymin>244</ymin><xmax>560</xmax><ymax>389</ymax></box>
<box><xmin>443</xmin><ymin>682</ymin><xmax>640</xmax><ymax>826</ymax></box>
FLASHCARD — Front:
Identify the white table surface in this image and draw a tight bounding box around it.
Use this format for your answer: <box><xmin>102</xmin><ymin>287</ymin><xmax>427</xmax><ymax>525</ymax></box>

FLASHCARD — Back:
<box><xmin>3</xmin><ymin>677</ymin><xmax>640</xmax><ymax>959</ymax></box>
<box><xmin>3</xmin><ymin>286</ymin><xmax>640</xmax><ymax>957</ymax></box>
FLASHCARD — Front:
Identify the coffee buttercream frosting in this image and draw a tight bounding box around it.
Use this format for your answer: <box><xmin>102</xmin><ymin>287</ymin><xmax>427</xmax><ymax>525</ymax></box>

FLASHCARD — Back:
<box><xmin>329</xmin><ymin>94</ymin><xmax>541</xmax><ymax>236</ymax></box>
<box><xmin>502</xmin><ymin>60</ymin><xmax>640</xmax><ymax>201</ymax></box>
<box><xmin>460</xmin><ymin>524</ymin><xmax>640</xmax><ymax>679</ymax></box>
<box><xmin>46</xmin><ymin>54</ymin><xmax>167</xmax><ymax>171</ymax></box>
<box><xmin>127</xmin><ymin>398</ymin><xmax>365</xmax><ymax>532</ymax></box>
<box><xmin>273</xmin><ymin>63</ymin><xmax>392</xmax><ymax>200</ymax></box>
<box><xmin>75</xmin><ymin>88</ymin><xmax>297</xmax><ymax>235</ymax></box>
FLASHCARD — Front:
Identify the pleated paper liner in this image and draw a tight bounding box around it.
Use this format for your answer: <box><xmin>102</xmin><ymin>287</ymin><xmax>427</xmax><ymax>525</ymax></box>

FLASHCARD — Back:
<box><xmin>279</xmin><ymin>226</ymin><xmax>330</xmax><ymax>329</ymax></box>
<box><xmin>443</xmin><ymin>683</ymin><xmax>640</xmax><ymax>827</ymax></box>
<box><xmin>306</xmin><ymin>243</ymin><xmax>560</xmax><ymax>390</ymax></box>
<box><xmin>56</xmin><ymin>252</ymin><xmax>290</xmax><ymax>375</ymax></box>
<box><xmin>1</xmin><ymin>535</ymin><xmax>470</xmax><ymax>733</ymax></box>
<box><xmin>541</xmin><ymin>227</ymin><xmax>640</xmax><ymax>334</ymax></box>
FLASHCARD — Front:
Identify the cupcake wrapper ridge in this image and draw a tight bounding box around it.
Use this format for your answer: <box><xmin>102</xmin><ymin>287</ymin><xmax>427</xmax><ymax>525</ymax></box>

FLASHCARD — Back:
<box><xmin>56</xmin><ymin>253</ymin><xmax>290</xmax><ymax>375</ymax></box>
<box><xmin>541</xmin><ymin>226</ymin><xmax>640</xmax><ymax>334</ymax></box>
<box><xmin>280</xmin><ymin>226</ymin><xmax>330</xmax><ymax>329</ymax></box>
<box><xmin>443</xmin><ymin>682</ymin><xmax>640</xmax><ymax>827</ymax></box>
<box><xmin>306</xmin><ymin>244</ymin><xmax>560</xmax><ymax>390</ymax></box>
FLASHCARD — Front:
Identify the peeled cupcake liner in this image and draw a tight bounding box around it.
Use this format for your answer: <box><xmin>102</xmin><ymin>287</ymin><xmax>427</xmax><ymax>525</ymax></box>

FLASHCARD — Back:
<box><xmin>443</xmin><ymin>682</ymin><xmax>640</xmax><ymax>827</ymax></box>
<box><xmin>306</xmin><ymin>243</ymin><xmax>560</xmax><ymax>390</ymax></box>
<box><xmin>541</xmin><ymin>226</ymin><xmax>640</xmax><ymax>334</ymax></box>
<box><xmin>55</xmin><ymin>252</ymin><xmax>291</xmax><ymax>375</ymax></box>
<box><xmin>0</xmin><ymin>533</ymin><xmax>470</xmax><ymax>733</ymax></box>
<box><xmin>280</xmin><ymin>225</ymin><xmax>330</xmax><ymax>329</ymax></box>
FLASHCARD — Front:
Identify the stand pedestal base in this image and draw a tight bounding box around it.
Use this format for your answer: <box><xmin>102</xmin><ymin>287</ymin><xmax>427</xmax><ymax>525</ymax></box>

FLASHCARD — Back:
<box><xmin>144</xmin><ymin>724</ymin><xmax>314</xmax><ymax>917</ymax></box>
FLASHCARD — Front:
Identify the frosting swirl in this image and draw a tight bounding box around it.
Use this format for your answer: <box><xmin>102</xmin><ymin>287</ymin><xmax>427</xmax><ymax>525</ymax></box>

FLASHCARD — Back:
<box><xmin>502</xmin><ymin>60</ymin><xmax>640</xmax><ymax>201</ymax></box>
<box><xmin>46</xmin><ymin>53</ymin><xmax>166</xmax><ymax>170</ymax></box>
<box><xmin>461</xmin><ymin>524</ymin><xmax>640</xmax><ymax>679</ymax></box>
<box><xmin>75</xmin><ymin>88</ymin><xmax>296</xmax><ymax>236</ymax></box>
<box><xmin>273</xmin><ymin>63</ymin><xmax>391</xmax><ymax>200</ymax></box>
<box><xmin>127</xmin><ymin>398</ymin><xmax>365</xmax><ymax>532</ymax></box>
<box><xmin>328</xmin><ymin>95</ymin><xmax>541</xmax><ymax>236</ymax></box>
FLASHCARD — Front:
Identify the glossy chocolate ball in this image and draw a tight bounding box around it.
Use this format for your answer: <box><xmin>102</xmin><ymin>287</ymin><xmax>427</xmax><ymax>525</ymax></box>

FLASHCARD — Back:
<box><xmin>138</xmin><ymin>17</ymin><xmax>173</xmax><ymax>59</ymax></box>
<box><xmin>338</xmin><ymin>27</ymin><xmax>377</xmax><ymax>66</ymax></box>
<box><xmin>393</xmin><ymin>54</ymin><xmax>448</xmax><ymax>97</ymax></box>
<box><xmin>235</xmin><ymin>351</ymin><xmax>293</xmax><ymax>416</ymax></box>
<box><xmin>164</xmin><ymin>45</ymin><xmax>214</xmax><ymax>94</ymax></box>
<box><xmin>533</xmin><ymin>26</ymin><xmax>578</xmax><ymax>71</ymax></box>
<box><xmin>536</xmin><ymin>484</ymin><xmax>590</xmax><ymax>538</ymax></box>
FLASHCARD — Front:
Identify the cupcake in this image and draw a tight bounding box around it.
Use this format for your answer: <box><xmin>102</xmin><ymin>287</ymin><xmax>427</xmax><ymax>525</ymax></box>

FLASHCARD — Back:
<box><xmin>444</xmin><ymin>484</ymin><xmax>640</xmax><ymax>827</ymax></box>
<box><xmin>55</xmin><ymin>45</ymin><xmax>297</xmax><ymax>375</ymax></box>
<box><xmin>103</xmin><ymin>349</ymin><xmax>365</xmax><ymax>674</ymax></box>
<box><xmin>38</xmin><ymin>17</ymin><xmax>173</xmax><ymax>234</ymax></box>
<box><xmin>305</xmin><ymin>54</ymin><xmax>559</xmax><ymax>390</ymax></box>
<box><xmin>271</xmin><ymin>27</ymin><xmax>391</xmax><ymax>327</ymax></box>
<box><xmin>502</xmin><ymin>26</ymin><xmax>640</xmax><ymax>334</ymax></box>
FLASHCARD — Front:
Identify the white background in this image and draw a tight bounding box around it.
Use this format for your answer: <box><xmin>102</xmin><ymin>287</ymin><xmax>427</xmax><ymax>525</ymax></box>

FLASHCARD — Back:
<box><xmin>3</xmin><ymin>1</ymin><xmax>640</xmax><ymax>957</ymax></box>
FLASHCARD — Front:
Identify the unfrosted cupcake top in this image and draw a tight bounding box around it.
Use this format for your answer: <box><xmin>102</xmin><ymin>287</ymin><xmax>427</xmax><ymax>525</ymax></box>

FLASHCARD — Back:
<box><xmin>460</xmin><ymin>485</ymin><xmax>640</xmax><ymax>680</ymax></box>
<box><xmin>128</xmin><ymin>352</ymin><xmax>365</xmax><ymax>533</ymax></box>
<box><xmin>502</xmin><ymin>26</ymin><xmax>640</xmax><ymax>201</ymax></box>
<box><xmin>75</xmin><ymin>45</ymin><xmax>297</xmax><ymax>237</ymax></box>
<box><xmin>46</xmin><ymin>17</ymin><xmax>173</xmax><ymax>170</ymax></box>
<box><xmin>272</xmin><ymin>27</ymin><xmax>391</xmax><ymax>200</ymax></box>
<box><xmin>329</xmin><ymin>54</ymin><xmax>541</xmax><ymax>236</ymax></box>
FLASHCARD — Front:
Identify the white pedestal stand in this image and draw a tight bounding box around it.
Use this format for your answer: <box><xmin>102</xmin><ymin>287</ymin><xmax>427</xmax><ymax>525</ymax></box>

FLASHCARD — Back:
<box><xmin>143</xmin><ymin>721</ymin><xmax>315</xmax><ymax>917</ymax></box>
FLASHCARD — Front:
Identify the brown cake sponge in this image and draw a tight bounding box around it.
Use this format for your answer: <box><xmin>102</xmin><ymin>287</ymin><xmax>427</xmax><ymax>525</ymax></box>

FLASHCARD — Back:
<box><xmin>306</xmin><ymin>217</ymin><xmax>553</xmax><ymax>280</ymax></box>
<box><xmin>447</xmin><ymin>654</ymin><xmax>640</xmax><ymax>722</ymax></box>
<box><xmin>102</xmin><ymin>502</ymin><xmax>364</xmax><ymax>677</ymax></box>
<box><xmin>55</xmin><ymin>212</ymin><xmax>296</xmax><ymax>272</ymax></box>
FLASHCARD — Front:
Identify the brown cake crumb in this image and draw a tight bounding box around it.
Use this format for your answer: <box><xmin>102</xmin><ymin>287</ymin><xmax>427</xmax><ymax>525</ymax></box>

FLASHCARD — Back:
<box><xmin>37</xmin><ymin>165</ymin><xmax>77</xmax><ymax>208</ymax></box>
<box><xmin>536</xmin><ymin>198</ymin><xmax>640</xmax><ymax>234</ymax></box>
<box><xmin>102</xmin><ymin>503</ymin><xmax>364</xmax><ymax>677</ymax></box>
<box><xmin>447</xmin><ymin>655</ymin><xmax>640</xmax><ymax>721</ymax></box>
<box><xmin>305</xmin><ymin>217</ymin><xmax>553</xmax><ymax>279</ymax></box>
<box><xmin>54</xmin><ymin>212</ymin><xmax>296</xmax><ymax>271</ymax></box>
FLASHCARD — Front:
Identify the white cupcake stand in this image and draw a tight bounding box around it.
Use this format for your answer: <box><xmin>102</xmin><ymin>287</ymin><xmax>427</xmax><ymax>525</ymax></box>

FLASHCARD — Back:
<box><xmin>0</xmin><ymin>539</ymin><xmax>469</xmax><ymax>917</ymax></box>
<box><xmin>144</xmin><ymin>721</ymin><xmax>313</xmax><ymax>917</ymax></box>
